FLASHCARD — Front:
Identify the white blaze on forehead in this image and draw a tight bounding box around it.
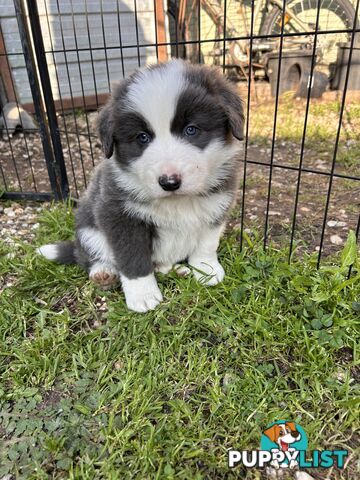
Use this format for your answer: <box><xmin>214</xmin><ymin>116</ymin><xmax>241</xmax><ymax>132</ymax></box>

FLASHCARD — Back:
<box><xmin>125</xmin><ymin>60</ymin><xmax>187</xmax><ymax>135</ymax></box>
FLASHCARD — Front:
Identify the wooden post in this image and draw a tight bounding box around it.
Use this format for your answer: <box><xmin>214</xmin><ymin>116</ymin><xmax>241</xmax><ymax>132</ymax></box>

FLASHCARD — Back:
<box><xmin>155</xmin><ymin>0</ymin><xmax>168</xmax><ymax>61</ymax></box>
<box><xmin>0</xmin><ymin>24</ymin><xmax>17</xmax><ymax>103</ymax></box>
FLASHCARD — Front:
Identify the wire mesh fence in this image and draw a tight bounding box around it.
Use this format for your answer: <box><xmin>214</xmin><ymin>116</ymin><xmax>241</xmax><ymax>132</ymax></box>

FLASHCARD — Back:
<box><xmin>0</xmin><ymin>0</ymin><xmax>359</xmax><ymax>264</ymax></box>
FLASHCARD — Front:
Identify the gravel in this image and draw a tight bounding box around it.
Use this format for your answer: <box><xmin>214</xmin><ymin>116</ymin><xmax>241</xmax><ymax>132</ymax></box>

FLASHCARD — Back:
<box><xmin>0</xmin><ymin>202</ymin><xmax>45</xmax><ymax>245</ymax></box>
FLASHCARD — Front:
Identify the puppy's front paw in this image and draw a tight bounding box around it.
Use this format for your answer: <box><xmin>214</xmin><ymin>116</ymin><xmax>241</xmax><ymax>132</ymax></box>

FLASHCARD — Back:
<box><xmin>121</xmin><ymin>273</ymin><xmax>163</xmax><ymax>313</ymax></box>
<box><xmin>126</xmin><ymin>290</ymin><xmax>163</xmax><ymax>312</ymax></box>
<box><xmin>189</xmin><ymin>258</ymin><xmax>225</xmax><ymax>286</ymax></box>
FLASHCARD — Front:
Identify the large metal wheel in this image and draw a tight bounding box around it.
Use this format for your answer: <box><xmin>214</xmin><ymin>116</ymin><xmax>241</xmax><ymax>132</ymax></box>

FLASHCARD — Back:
<box><xmin>260</xmin><ymin>0</ymin><xmax>357</xmax><ymax>70</ymax></box>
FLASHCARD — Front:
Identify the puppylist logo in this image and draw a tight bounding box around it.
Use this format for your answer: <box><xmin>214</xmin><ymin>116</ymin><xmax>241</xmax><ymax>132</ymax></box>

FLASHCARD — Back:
<box><xmin>229</xmin><ymin>420</ymin><xmax>348</xmax><ymax>470</ymax></box>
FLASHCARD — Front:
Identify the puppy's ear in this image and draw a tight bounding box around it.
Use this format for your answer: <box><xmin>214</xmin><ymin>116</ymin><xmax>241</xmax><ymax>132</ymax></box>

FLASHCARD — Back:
<box><xmin>263</xmin><ymin>425</ymin><xmax>280</xmax><ymax>443</ymax></box>
<box><xmin>286</xmin><ymin>422</ymin><xmax>297</xmax><ymax>432</ymax></box>
<box><xmin>219</xmin><ymin>84</ymin><xmax>245</xmax><ymax>141</ymax></box>
<box><xmin>97</xmin><ymin>101</ymin><xmax>114</xmax><ymax>159</ymax></box>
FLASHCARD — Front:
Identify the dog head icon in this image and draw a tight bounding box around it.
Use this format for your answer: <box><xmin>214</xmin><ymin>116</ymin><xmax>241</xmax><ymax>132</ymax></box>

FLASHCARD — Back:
<box><xmin>263</xmin><ymin>422</ymin><xmax>301</xmax><ymax>451</ymax></box>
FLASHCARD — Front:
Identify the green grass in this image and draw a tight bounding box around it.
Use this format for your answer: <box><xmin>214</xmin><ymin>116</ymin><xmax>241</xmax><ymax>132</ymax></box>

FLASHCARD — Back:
<box><xmin>250</xmin><ymin>95</ymin><xmax>360</xmax><ymax>173</ymax></box>
<box><xmin>0</xmin><ymin>203</ymin><xmax>359</xmax><ymax>479</ymax></box>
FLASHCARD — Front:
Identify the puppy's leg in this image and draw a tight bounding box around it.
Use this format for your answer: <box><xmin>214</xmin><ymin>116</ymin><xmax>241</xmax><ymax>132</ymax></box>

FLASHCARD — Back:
<box><xmin>95</xmin><ymin>212</ymin><xmax>163</xmax><ymax>313</ymax></box>
<box><xmin>89</xmin><ymin>262</ymin><xmax>119</xmax><ymax>290</ymax></box>
<box><xmin>188</xmin><ymin>225</ymin><xmax>225</xmax><ymax>286</ymax></box>
<box><xmin>77</xmin><ymin>228</ymin><xmax>119</xmax><ymax>290</ymax></box>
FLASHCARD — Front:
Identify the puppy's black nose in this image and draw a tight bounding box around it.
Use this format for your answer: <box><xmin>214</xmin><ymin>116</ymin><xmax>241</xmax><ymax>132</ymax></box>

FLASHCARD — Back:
<box><xmin>158</xmin><ymin>174</ymin><xmax>181</xmax><ymax>191</ymax></box>
<box><xmin>291</xmin><ymin>430</ymin><xmax>300</xmax><ymax>438</ymax></box>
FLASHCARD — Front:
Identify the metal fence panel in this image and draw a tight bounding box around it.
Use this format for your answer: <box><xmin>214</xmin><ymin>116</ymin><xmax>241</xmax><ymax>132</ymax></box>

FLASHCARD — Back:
<box><xmin>0</xmin><ymin>0</ymin><xmax>359</xmax><ymax>263</ymax></box>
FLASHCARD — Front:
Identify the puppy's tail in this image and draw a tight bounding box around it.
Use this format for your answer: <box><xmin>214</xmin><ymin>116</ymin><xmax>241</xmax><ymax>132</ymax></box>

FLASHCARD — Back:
<box><xmin>36</xmin><ymin>240</ymin><xmax>76</xmax><ymax>264</ymax></box>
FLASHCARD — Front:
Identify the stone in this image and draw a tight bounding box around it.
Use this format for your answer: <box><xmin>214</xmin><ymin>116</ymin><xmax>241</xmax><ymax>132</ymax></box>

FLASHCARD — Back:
<box><xmin>330</xmin><ymin>235</ymin><xmax>343</xmax><ymax>245</ymax></box>
<box><xmin>4</xmin><ymin>208</ymin><xmax>15</xmax><ymax>218</ymax></box>
<box><xmin>327</xmin><ymin>220</ymin><xmax>347</xmax><ymax>228</ymax></box>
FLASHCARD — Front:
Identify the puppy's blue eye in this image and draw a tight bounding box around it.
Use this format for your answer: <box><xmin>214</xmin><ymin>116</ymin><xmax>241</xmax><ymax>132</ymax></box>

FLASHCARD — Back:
<box><xmin>137</xmin><ymin>132</ymin><xmax>151</xmax><ymax>144</ymax></box>
<box><xmin>184</xmin><ymin>125</ymin><xmax>198</xmax><ymax>136</ymax></box>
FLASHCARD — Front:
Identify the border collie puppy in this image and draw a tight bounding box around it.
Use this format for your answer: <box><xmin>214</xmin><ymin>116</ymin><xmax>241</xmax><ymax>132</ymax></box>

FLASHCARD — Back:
<box><xmin>37</xmin><ymin>60</ymin><xmax>244</xmax><ymax>312</ymax></box>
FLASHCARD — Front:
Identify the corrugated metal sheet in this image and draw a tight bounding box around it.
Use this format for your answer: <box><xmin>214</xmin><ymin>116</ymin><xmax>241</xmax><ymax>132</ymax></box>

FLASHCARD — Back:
<box><xmin>0</xmin><ymin>0</ymin><xmax>161</xmax><ymax>105</ymax></box>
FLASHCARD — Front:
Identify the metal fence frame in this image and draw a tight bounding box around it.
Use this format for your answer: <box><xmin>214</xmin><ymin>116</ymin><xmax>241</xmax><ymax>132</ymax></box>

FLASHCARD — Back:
<box><xmin>0</xmin><ymin>0</ymin><xmax>359</xmax><ymax>266</ymax></box>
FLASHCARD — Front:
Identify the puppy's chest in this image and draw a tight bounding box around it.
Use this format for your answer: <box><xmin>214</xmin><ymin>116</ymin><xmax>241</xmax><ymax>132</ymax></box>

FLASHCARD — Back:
<box><xmin>128</xmin><ymin>192</ymin><xmax>232</xmax><ymax>265</ymax></box>
<box><xmin>152</xmin><ymin>224</ymin><xmax>202</xmax><ymax>265</ymax></box>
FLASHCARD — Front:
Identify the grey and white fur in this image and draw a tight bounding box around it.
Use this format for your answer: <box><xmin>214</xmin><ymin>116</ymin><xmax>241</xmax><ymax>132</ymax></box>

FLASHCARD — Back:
<box><xmin>37</xmin><ymin>59</ymin><xmax>244</xmax><ymax>312</ymax></box>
